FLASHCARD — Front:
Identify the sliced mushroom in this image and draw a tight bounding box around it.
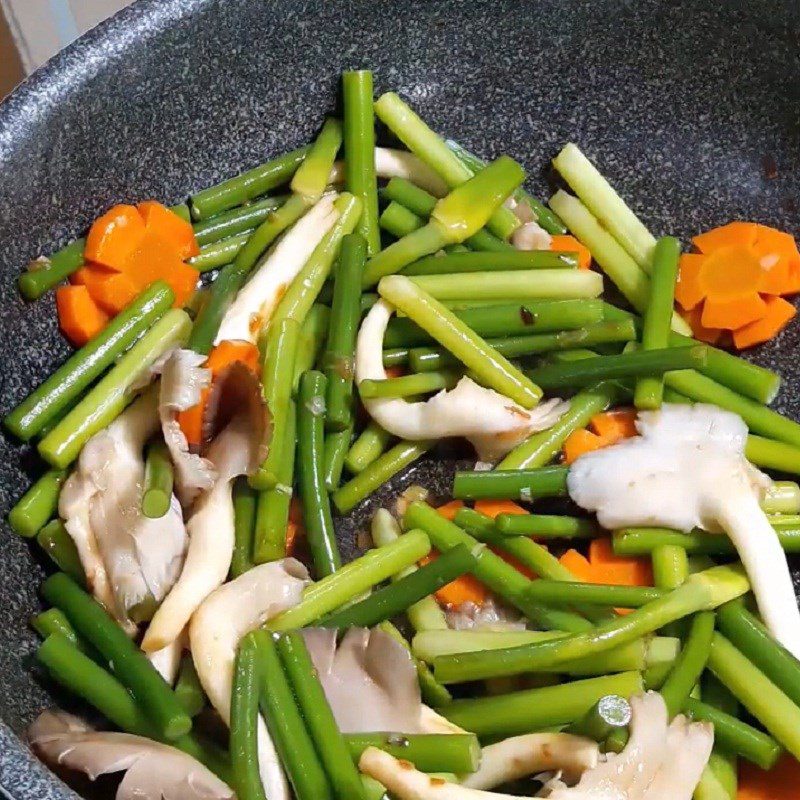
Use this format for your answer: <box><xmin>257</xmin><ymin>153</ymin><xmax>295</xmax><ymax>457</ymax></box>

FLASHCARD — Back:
<box><xmin>59</xmin><ymin>390</ymin><xmax>187</xmax><ymax>631</ymax></box>
<box><xmin>512</xmin><ymin>221</ymin><xmax>552</xmax><ymax>251</ymax></box>
<box><xmin>461</xmin><ymin>733</ymin><xmax>599</xmax><ymax>790</ymax></box>
<box><xmin>142</xmin><ymin>362</ymin><xmax>268</xmax><ymax>653</ymax></box>
<box><xmin>214</xmin><ymin>194</ymin><xmax>340</xmax><ymax>345</ymax></box>
<box><xmin>303</xmin><ymin>628</ymin><xmax>466</xmax><ymax>736</ymax></box>
<box><xmin>28</xmin><ymin>710</ymin><xmax>233</xmax><ymax>800</ymax></box>
<box><xmin>360</xmin><ymin>747</ymin><xmax>522</xmax><ymax>800</ymax></box>
<box><xmin>156</xmin><ymin>348</ymin><xmax>216</xmax><ymax>508</ymax></box>
<box><xmin>188</xmin><ymin>559</ymin><xmax>310</xmax><ymax>800</ymax></box>
<box><xmin>328</xmin><ymin>148</ymin><xmax>449</xmax><ymax>197</ymax></box>
<box><xmin>359</xmin><ymin>693</ymin><xmax>713</xmax><ymax>800</ymax></box>
<box><xmin>640</xmin><ymin>714</ymin><xmax>714</xmax><ymax>799</ymax></box>
<box><xmin>303</xmin><ymin>627</ymin><xmax>427</xmax><ymax>733</ymax></box>
<box><xmin>355</xmin><ymin>300</ymin><xmax>568</xmax><ymax>461</ymax></box>
<box><xmin>567</xmin><ymin>403</ymin><xmax>800</xmax><ymax>658</ymax></box>
<box><xmin>141</xmin><ymin>413</ymin><xmax>262</xmax><ymax>653</ymax></box>
<box><xmin>146</xmin><ymin>632</ymin><xmax>185</xmax><ymax>686</ymax></box>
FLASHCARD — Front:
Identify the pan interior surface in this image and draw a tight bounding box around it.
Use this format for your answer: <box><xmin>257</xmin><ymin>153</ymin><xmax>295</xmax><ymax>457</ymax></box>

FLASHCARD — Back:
<box><xmin>0</xmin><ymin>0</ymin><xmax>798</xmax><ymax>797</ymax></box>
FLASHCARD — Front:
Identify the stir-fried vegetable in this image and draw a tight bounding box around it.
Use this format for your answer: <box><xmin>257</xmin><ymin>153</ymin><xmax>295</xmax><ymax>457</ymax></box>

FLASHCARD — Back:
<box><xmin>14</xmin><ymin>68</ymin><xmax>800</xmax><ymax>800</ymax></box>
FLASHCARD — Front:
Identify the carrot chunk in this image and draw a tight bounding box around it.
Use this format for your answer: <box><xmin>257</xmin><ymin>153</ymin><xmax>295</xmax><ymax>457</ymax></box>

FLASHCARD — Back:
<box><xmin>56</xmin><ymin>285</ymin><xmax>109</xmax><ymax>347</ymax></box>
<box><xmin>588</xmin><ymin>537</ymin><xmax>653</xmax><ymax>586</ymax></box>
<box><xmin>121</xmin><ymin>230</ymin><xmax>199</xmax><ymax>307</ymax></box>
<box><xmin>558</xmin><ymin>549</ymin><xmax>594</xmax><ymax>581</ymax></box>
<box><xmin>422</xmin><ymin>551</ymin><xmax>490</xmax><ymax>607</ymax></box>
<box><xmin>89</xmin><ymin>272</ymin><xmax>140</xmax><ymax>315</ymax></box>
<box><xmin>473</xmin><ymin>500</ymin><xmax>528</xmax><ymax>519</ymax></box>
<box><xmin>733</xmin><ymin>296</ymin><xmax>796</xmax><ymax>349</ymax></box>
<box><xmin>138</xmin><ymin>200</ymin><xmax>200</xmax><ymax>260</ymax></box>
<box><xmin>589</xmin><ymin>409</ymin><xmax>637</xmax><ymax>440</ymax></box>
<box><xmin>563</xmin><ymin>409</ymin><xmax>638</xmax><ymax>464</ymax></box>
<box><xmin>701</xmin><ymin>292</ymin><xmax>767</xmax><ymax>330</ymax></box>
<box><xmin>435</xmin><ymin>500</ymin><xmax>465</xmax><ymax>521</ymax></box>
<box><xmin>680</xmin><ymin>306</ymin><xmax>724</xmax><ymax>345</ymax></box>
<box><xmin>177</xmin><ymin>340</ymin><xmax>261</xmax><ymax>446</ymax></box>
<box><xmin>675</xmin><ymin>254</ymin><xmax>706</xmax><ymax>311</ymax></box>
<box><xmin>692</xmin><ymin>221</ymin><xmax>758</xmax><ymax>253</ymax></box>
<box><xmin>550</xmin><ymin>235</ymin><xmax>592</xmax><ymax>270</ymax></box>
<box><xmin>84</xmin><ymin>204</ymin><xmax>147</xmax><ymax>270</ymax></box>
<box><xmin>738</xmin><ymin>752</ymin><xmax>800</xmax><ymax>799</ymax></box>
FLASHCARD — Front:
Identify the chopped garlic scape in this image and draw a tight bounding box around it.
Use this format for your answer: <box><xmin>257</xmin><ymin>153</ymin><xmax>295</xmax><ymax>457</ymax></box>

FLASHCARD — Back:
<box><xmin>328</xmin><ymin>147</ymin><xmax>449</xmax><ymax>197</ymax></box>
<box><xmin>214</xmin><ymin>194</ymin><xmax>339</xmax><ymax>345</ymax></box>
<box><xmin>567</xmin><ymin>403</ymin><xmax>800</xmax><ymax>659</ymax></box>
<box><xmin>355</xmin><ymin>300</ymin><xmax>568</xmax><ymax>461</ymax></box>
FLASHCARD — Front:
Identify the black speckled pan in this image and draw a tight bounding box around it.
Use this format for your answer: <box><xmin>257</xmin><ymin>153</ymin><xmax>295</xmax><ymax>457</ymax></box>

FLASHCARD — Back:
<box><xmin>1</xmin><ymin>0</ymin><xmax>800</xmax><ymax>796</ymax></box>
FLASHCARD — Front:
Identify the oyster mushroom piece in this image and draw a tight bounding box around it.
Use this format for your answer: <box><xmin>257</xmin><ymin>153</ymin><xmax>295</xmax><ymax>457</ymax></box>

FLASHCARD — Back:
<box><xmin>303</xmin><ymin>627</ymin><xmax>464</xmax><ymax>735</ymax></box>
<box><xmin>189</xmin><ymin>559</ymin><xmax>310</xmax><ymax>800</ymax></box>
<box><xmin>355</xmin><ymin>300</ymin><xmax>568</xmax><ymax>461</ymax></box>
<box><xmin>214</xmin><ymin>194</ymin><xmax>340</xmax><ymax>345</ymax></box>
<box><xmin>567</xmin><ymin>403</ymin><xmax>800</xmax><ymax>659</ymax></box>
<box><xmin>358</xmin><ymin>692</ymin><xmax>713</xmax><ymax>800</ymax></box>
<box><xmin>461</xmin><ymin>733</ymin><xmax>599</xmax><ymax>790</ymax></box>
<box><xmin>28</xmin><ymin>710</ymin><xmax>233</xmax><ymax>800</ymax></box>
<box><xmin>58</xmin><ymin>389</ymin><xmax>187</xmax><ymax>631</ymax></box>
<box><xmin>142</xmin><ymin>366</ymin><xmax>269</xmax><ymax>653</ymax></box>
<box><xmin>329</xmin><ymin>148</ymin><xmax>449</xmax><ymax>197</ymax></box>
<box><xmin>156</xmin><ymin>348</ymin><xmax>216</xmax><ymax>508</ymax></box>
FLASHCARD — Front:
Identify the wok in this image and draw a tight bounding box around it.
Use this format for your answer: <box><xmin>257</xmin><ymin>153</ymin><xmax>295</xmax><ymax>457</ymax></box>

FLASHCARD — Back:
<box><xmin>1</xmin><ymin>0</ymin><xmax>799</xmax><ymax>797</ymax></box>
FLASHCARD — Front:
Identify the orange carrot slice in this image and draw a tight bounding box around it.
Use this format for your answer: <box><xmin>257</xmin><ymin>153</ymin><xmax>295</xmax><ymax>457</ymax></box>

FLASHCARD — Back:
<box><xmin>550</xmin><ymin>235</ymin><xmax>591</xmax><ymax>270</ymax></box>
<box><xmin>680</xmin><ymin>306</ymin><xmax>724</xmax><ymax>345</ymax></box>
<box><xmin>692</xmin><ymin>221</ymin><xmax>758</xmax><ymax>253</ymax></box>
<box><xmin>563</xmin><ymin>429</ymin><xmax>605</xmax><ymax>465</ymax></box>
<box><xmin>588</xmin><ymin>537</ymin><xmax>653</xmax><ymax>586</ymax></box>
<box><xmin>733</xmin><ymin>296</ymin><xmax>797</xmax><ymax>349</ymax></box>
<box><xmin>138</xmin><ymin>200</ymin><xmax>200</xmax><ymax>260</ymax></box>
<box><xmin>121</xmin><ymin>230</ymin><xmax>199</xmax><ymax>307</ymax></box>
<box><xmin>89</xmin><ymin>272</ymin><xmax>140</xmax><ymax>315</ymax></box>
<box><xmin>701</xmin><ymin>292</ymin><xmax>767</xmax><ymax>330</ymax></box>
<box><xmin>473</xmin><ymin>500</ymin><xmax>528</xmax><ymax>519</ymax></box>
<box><xmin>422</xmin><ymin>551</ymin><xmax>490</xmax><ymax>607</ymax></box>
<box><xmin>177</xmin><ymin>340</ymin><xmax>261</xmax><ymax>446</ymax></box>
<box><xmin>559</xmin><ymin>549</ymin><xmax>594</xmax><ymax>581</ymax></box>
<box><xmin>56</xmin><ymin>285</ymin><xmax>109</xmax><ymax>347</ymax></box>
<box><xmin>675</xmin><ymin>254</ymin><xmax>707</xmax><ymax>311</ymax></box>
<box><xmin>84</xmin><ymin>204</ymin><xmax>147</xmax><ymax>271</ymax></box>
<box><xmin>738</xmin><ymin>752</ymin><xmax>800</xmax><ymax>799</ymax></box>
<box><xmin>435</xmin><ymin>500</ymin><xmax>465</xmax><ymax>521</ymax></box>
<box><xmin>563</xmin><ymin>409</ymin><xmax>638</xmax><ymax>465</ymax></box>
<box><xmin>589</xmin><ymin>409</ymin><xmax>637</xmax><ymax>440</ymax></box>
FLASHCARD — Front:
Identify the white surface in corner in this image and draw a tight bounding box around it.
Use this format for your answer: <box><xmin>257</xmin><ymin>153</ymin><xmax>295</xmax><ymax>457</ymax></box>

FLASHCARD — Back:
<box><xmin>1</xmin><ymin>0</ymin><xmax>131</xmax><ymax>73</ymax></box>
